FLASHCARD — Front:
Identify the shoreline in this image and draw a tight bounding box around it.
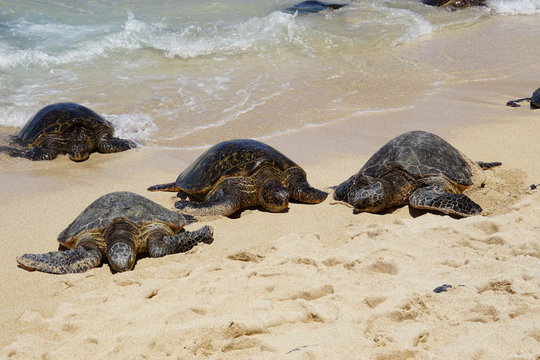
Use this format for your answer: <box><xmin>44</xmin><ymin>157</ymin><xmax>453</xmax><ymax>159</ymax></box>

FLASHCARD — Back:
<box><xmin>1</xmin><ymin>15</ymin><xmax>540</xmax><ymax>360</ymax></box>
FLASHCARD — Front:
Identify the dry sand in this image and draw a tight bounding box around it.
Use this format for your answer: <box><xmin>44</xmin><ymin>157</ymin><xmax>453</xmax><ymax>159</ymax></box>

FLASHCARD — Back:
<box><xmin>1</xmin><ymin>16</ymin><xmax>540</xmax><ymax>360</ymax></box>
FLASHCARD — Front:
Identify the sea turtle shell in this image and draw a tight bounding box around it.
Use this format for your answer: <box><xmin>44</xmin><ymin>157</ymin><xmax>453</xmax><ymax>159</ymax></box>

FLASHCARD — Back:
<box><xmin>58</xmin><ymin>192</ymin><xmax>187</xmax><ymax>248</ymax></box>
<box><xmin>358</xmin><ymin>131</ymin><xmax>474</xmax><ymax>189</ymax></box>
<box><xmin>175</xmin><ymin>139</ymin><xmax>299</xmax><ymax>200</ymax></box>
<box><xmin>15</xmin><ymin>102</ymin><xmax>113</xmax><ymax>146</ymax></box>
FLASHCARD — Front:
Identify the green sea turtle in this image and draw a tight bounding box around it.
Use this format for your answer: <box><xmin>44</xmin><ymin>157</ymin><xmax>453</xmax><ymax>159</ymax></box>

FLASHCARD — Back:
<box><xmin>148</xmin><ymin>139</ymin><xmax>328</xmax><ymax>217</ymax></box>
<box><xmin>0</xmin><ymin>102</ymin><xmax>136</xmax><ymax>162</ymax></box>
<box><xmin>333</xmin><ymin>131</ymin><xmax>501</xmax><ymax>217</ymax></box>
<box><xmin>16</xmin><ymin>192</ymin><xmax>214</xmax><ymax>274</ymax></box>
<box><xmin>422</xmin><ymin>0</ymin><xmax>485</xmax><ymax>9</ymax></box>
<box><xmin>506</xmin><ymin>88</ymin><xmax>540</xmax><ymax>109</ymax></box>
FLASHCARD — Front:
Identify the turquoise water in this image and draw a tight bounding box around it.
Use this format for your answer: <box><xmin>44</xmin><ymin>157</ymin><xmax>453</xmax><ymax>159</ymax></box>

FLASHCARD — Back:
<box><xmin>0</xmin><ymin>0</ymin><xmax>538</xmax><ymax>148</ymax></box>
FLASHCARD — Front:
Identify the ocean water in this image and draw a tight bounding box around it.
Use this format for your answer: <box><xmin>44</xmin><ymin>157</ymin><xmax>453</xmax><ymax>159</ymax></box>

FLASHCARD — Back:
<box><xmin>1</xmin><ymin>0</ymin><xmax>539</xmax><ymax>148</ymax></box>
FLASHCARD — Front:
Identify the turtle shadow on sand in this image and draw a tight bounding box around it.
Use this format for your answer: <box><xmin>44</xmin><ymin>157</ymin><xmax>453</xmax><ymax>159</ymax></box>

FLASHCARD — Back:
<box><xmin>333</xmin><ymin>130</ymin><xmax>502</xmax><ymax>218</ymax></box>
<box><xmin>0</xmin><ymin>102</ymin><xmax>136</xmax><ymax>162</ymax></box>
<box><xmin>148</xmin><ymin>139</ymin><xmax>328</xmax><ymax>218</ymax></box>
<box><xmin>17</xmin><ymin>192</ymin><xmax>214</xmax><ymax>274</ymax></box>
<box><xmin>407</xmin><ymin>206</ymin><xmax>464</xmax><ymax>219</ymax></box>
<box><xmin>227</xmin><ymin>205</ymin><xmax>291</xmax><ymax>220</ymax></box>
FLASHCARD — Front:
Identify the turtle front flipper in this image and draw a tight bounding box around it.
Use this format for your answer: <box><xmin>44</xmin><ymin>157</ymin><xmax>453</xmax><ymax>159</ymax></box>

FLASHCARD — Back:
<box><xmin>333</xmin><ymin>174</ymin><xmax>357</xmax><ymax>203</ymax></box>
<box><xmin>287</xmin><ymin>168</ymin><xmax>328</xmax><ymax>204</ymax></box>
<box><xmin>26</xmin><ymin>146</ymin><xmax>62</xmax><ymax>161</ymax></box>
<box><xmin>97</xmin><ymin>137</ymin><xmax>136</xmax><ymax>153</ymax></box>
<box><xmin>176</xmin><ymin>177</ymin><xmax>256</xmax><ymax>217</ymax></box>
<box><xmin>409</xmin><ymin>185</ymin><xmax>482</xmax><ymax>217</ymax></box>
<box><xmin>147</xmin><ymin>182</ymin><xmax>181</xmax><ymax>192</ymax></box>
<box><xmin>506</xmin><ymin>97</ymin><xmax>530</xmax><ymax>107</ymax></box>
<box><xmin>148</xmin><ymin>225</ymin><xmax>214</xmax><ymax>257</ymax></box>
<box><xmin>292</xmin><ymin>184</ymin><xmax>328</xmax><ymax>203</ymax></box>
<box><xmin>16</xmin><ymin>246</ymin><xmax>102</xmax><ymax>274</ymax></box>
<box><xmin>0</xmin><ymin>145</ymin><xmax>59</xmax><ymax>161</ymax></box>
<box><xmin>175</xmin><ymin>197</ymin><xmax>241</xmax><ymax>217</ymax></box>
<box><xmin>0</xmin><ymin>146</ymin><xmax>26</xmax><ymax>158</ymax></box>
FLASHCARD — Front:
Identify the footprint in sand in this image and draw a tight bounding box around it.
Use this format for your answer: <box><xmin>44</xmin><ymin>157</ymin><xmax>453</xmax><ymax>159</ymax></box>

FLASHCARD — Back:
<box><xmin>345</xmin><ymin>223</ymin><xmax>388</xmax><ymax>240</ymax></box>
<box><xmin>467</xmin><ymin>303</ymin><xmax>500</xmax><ymax>323</ymax></box>
<box><xmin>280</xmin><ymin>257</ymin><xmax>318</xmax><ymax>268</ymax></box>
<box><xmin>364</xmin><ymin>296</ymin><xmax>388</xmax><ymax>309</ymax></box>
<box><xmin>374</xmin><ymin>349</ymin><xmax>419</xmax><ymax>360</ymax></box>
<box><xmin>476</xmin><ymin>280</ymin><xmax>516</xmax><ymax>295</ymax></box>
<box><xmin>322</xmin><ymin>257</ymin><xmax>361</xmax><ymax>270</ymax></box>
<box><xmin>283</xmin><ymin>284</ymin><xmax>335</xmax><ymax>301</ymax></box>
<box><xmin>227</xmin><ymin>250</ymin><xmax>265</xmax><ymax>263</ymax></box>
<box><xmin>366</xmin><ymin>259</ymin><xmax>399</xmax><ymax>275</ymax></box>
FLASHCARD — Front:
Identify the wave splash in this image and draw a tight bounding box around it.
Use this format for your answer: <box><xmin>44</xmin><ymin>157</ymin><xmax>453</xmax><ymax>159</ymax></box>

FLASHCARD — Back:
<box><xmin>488</xmin><ymin>0</ymin><xmax>540</xmax><ymax>15</ymax></box>
<box><xmin>0</xmin><ymin>11</ymin><xmax>299</xmax><ymax>69</ymax></box>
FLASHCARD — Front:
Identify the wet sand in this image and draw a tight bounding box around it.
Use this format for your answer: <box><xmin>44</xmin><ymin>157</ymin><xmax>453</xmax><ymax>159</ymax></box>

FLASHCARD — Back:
<box><xmin>1</xmin><ymin>16</ymin><xmax>540</xmax><ymax>360</ymax></box>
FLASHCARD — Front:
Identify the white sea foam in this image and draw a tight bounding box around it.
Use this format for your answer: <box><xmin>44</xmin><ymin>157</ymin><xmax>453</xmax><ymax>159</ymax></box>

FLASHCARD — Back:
<box><xmin>0</xmin><ymin>107</ymin><xmax>33</xmax><ymax>128</ymax></box>
<box><xmin>104</xmin><ymin>113</ymin><xmax>158</xmax><ymax>144</ymax></box>
<box><xmin>388</xmin><ymin>7</ymin><xmax>434</xmax><ymax>46</ymax></box>
<box><xmin>144</xmin><ymin>11</ymin><xmax>299</xmax><ymax>58</ymax></box>
<box><xmin>488</xmin><ymin>0</ymin><xmax>540</xmax><ymax>15</ymax></box>
<box><xmin>0</xmin><ymin>11</ymin><xmax>300</xmax><ymax>69</ymax></box>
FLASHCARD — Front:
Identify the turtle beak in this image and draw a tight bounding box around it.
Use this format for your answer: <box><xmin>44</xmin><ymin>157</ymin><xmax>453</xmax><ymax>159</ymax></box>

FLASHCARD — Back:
<box><xmin>69</xmin><ymin>142</ymin><xmax>90</xmax><ymax>162</ymax></box>
<box><xmin>69</xmin><ymin>151</ymin><xmax>90</xmax><ymax>162</ymax></box>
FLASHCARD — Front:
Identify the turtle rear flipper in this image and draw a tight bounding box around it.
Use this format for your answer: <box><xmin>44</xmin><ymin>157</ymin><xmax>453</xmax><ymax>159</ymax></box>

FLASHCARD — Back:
<box><xmin>506</xmin><ymin>97</ymin><xmax>530</xmax><ymax>107</ymax></box>
<box><xmin>16</xmin><ymin>246</ymin><xmax>102</xmax><ymax>274</ymax></box>
<box><xmin>476</xmin><ymin>161</ymin><xmax>502</xmax><ymax>170</ymax></box>
<box><xmin>148</xmin><ymin>225</ymin><xmax>214</xmax><ymax>257</ymax></box>
<box><xmin>176</xmin><ymin>177</ymin><xmax>255</xmax><ymax>217</ymax></box>
<box><xmin>409</xmin><ymin>185</ymin><xmax>482</xmax><ymax>217</ymax></box>
<box><xmin>147</xmin><ymin>182</ymin><xmax>181</xmax><ymax>192</ymax></box>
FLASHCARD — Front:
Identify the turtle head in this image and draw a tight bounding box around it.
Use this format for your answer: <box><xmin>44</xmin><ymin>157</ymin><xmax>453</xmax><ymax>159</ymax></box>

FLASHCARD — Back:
<box><xmin>105</xmin><ymin>220</ymin><xmax>138</xmax><ymax>273</ymax></box>
<box><xmin>353</xmin><ymin>181</ymin><xmax>387</xmax><ymax>213</ymax></box>
<box><xmin>69</xmin><ymin>142</ymin><xmax>90</xmax><ymax>162</ymax></box>
<box><xmin>259</xmin><ymin>180</ymin><xmax>290</xmax><ymax>213</ymax></box>
<box><xmin>68</xmin><ymin>127</ymin><xmax>91</xmax><ymax>162</ymax></box>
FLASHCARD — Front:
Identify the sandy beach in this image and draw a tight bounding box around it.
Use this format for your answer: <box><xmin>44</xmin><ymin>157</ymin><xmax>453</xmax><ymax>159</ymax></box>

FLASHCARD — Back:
<box><xmin>1</xmin><ymin>16</ymin><xmax>540</xmax><ymax>360</ymax></box>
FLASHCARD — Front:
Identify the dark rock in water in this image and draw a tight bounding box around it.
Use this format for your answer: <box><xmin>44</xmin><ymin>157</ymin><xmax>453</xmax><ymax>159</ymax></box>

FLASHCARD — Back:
<box><xmin>433</xmin><ymin>284</ymin><xmax>453</xmax><ymax>293</ymax></box>
<box><xmin>422</xmin><ymin>0</ymin><xmax>485</xmax><ymax>9</ymax></box>
<box><xmin>285</xmin><ymin>0</ymin><xmax>347</xmax><ymax>14</ymax></box>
